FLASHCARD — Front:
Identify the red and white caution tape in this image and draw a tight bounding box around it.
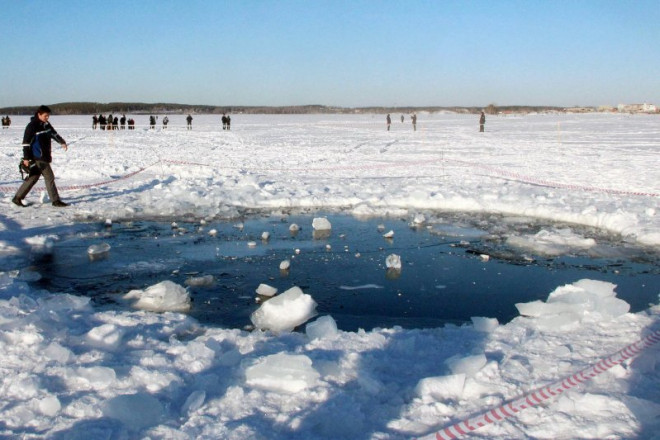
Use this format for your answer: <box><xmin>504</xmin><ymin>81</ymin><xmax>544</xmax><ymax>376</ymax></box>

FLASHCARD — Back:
<box><xmin>447</xmin><ymin>158</ymin><xmax>659</xmax><ymax>198</ymax></box>
<box><xmin>429</xmin><ymin>328</ymin><xmax>660</xmax><ymax>440</ymax></box>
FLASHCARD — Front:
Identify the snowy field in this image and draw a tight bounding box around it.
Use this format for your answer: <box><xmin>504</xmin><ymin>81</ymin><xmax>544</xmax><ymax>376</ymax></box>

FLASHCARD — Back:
<box><xmin>0</xmin><ymin>112</ymin><xmax>659</xmax><ymax>439</ymax></box>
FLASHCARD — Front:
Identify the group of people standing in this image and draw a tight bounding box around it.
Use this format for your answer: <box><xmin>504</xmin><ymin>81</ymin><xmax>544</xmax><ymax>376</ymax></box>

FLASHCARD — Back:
<box><xmin>386</xmin><ymin>113</ymin><xmax>418</xmax><ymax>131</ymax></box>
<box><xmin>386</xmin><ymin>112</ymin><xmax>486</xmax><ymax>132</ymax></box>
<box><xmin>90</xmin><ymin>114</ymin><xmax>230</xmax><ymax>130</ymax></box>
<box><xmin>1</xmin><ymin>115</ymin><xmax>10</xmax><ymax>128</ymax></box>
<box><xmin>93</xmin><ymin>114</ymin><xmax>135</xmax><ymax>130</ymax></box>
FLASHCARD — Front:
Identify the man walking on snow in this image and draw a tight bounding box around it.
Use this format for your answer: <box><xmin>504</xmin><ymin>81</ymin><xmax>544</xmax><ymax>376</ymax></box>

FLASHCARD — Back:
<box><xmin>12</xmin><ymin>105</ymin><xmax>69</xmax><ymax>207</ymax></box>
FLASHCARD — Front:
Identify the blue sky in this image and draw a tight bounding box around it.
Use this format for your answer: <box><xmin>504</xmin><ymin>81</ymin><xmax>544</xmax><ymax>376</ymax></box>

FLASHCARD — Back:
<box><xmin>1</xmin><ymin>0</ymin><xmax>658</xmax><ymax>107</ymax></box>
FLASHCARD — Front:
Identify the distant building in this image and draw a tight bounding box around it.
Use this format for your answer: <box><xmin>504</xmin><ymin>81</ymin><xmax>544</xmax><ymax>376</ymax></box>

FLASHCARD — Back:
<box><xmin>617</xmin><ymin>103</ymin><xmax>657</xmax><ymax>113</ymax></box>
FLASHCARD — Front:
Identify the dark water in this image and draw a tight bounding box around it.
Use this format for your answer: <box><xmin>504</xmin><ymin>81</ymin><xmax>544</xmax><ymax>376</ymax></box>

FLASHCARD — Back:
<box><xmin>22</xmin><ymin>213</ymin><xmax>660</xmax><ymax>331</ymax></box>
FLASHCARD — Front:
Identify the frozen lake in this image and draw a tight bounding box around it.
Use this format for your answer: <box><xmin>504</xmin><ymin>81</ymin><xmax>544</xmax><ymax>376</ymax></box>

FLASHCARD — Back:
<box><xmin>17</xmin><ymin>212</ymin><xmax>659</xmax><ymax>331</ymax></box>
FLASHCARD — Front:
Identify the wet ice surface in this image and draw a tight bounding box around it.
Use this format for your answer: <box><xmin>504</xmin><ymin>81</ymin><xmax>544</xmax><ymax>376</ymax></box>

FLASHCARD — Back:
<box><xmin>25</xmin><ymin>213</ymin><xmax>660</xmax><ymax>331</ymax></box>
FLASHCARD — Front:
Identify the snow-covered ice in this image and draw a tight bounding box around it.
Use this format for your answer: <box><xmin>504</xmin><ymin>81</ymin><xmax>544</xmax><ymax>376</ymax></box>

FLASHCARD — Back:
<box><xmin>1</xmin><ymin>113</ymin><xmax>659</xmax><ymax>439</ymax></box>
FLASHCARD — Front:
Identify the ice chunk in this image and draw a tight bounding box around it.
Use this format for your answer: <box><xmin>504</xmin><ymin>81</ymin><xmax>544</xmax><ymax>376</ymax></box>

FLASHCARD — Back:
<box><xmin>446</xmin><ymin>354</ymin><xmax>487</xmax><ymax>377</ymax></box>
<box><xmin>386</xmin><ymin>254</ymin><xmax>402</xmax><ymax>270</ymax></box>
<box><xmin>306</xmin><ymin>315</ymin><xmax>338</xmax><ymax>340</ymax></box>
<box><xmin>44</xmin><ymin>342</ymin><xmax>73</xmax><ymax>363</ymax></box>
<box><xmin>123</xmin><ymin>280</ymin><xmax>191</xmax><ymax>312</ymax></box>
<box><xmin>383</xmin><ymin>230</ymin><xmax>394</xmax><ymax>238</ymax></box>
<box><xmin>279</xmin><ymin>260</ymin><xmax>291</xmax><ymax>271</ymax></box>
<box><xmin>256</xmin><ymin>283</ymin><xmax>278</xmax><ymax>297</ymax></box>
<box><xmin>245</xmin><ymin>352</ymin><xmax>320</xmax><ymax>393</ymax></box>
<box><xmin>181</xmin><ymin>390</ymin><xmax>206</xmax><ymax>415</ymax></box>
<box><xmin>415</xmin><ymin>374</ymin><xmax>466</xmax><ymax>401</ymax></box>
<box><xmin>470</xmin><ymin>316</ymin><xmax>499</xmax><ymax>332</ymax></box>
<box><xmin>261</xmin><ymin>231</ymin><xmax>270</xmax><ymax>241</ymax></box>
<box><xmin>86</xmin><ymin>323</ymin><xmax>124</xmax><ymax>349</ymax></box>
<box><xmin>250</xmin><ymin>286</ymin><xmax>317</xmax><ymax>333</ymax></box>
<box><xmin>185</xmin><ymin>274</ymin><xmax>214</xmax><ymax>287</ymax></box>
<box><xmin>516</xmin><ymin>279</ymin><xmax>630</xmax><ymax>328</ymax></box>
<box><xmin>413</xmin><ymin>213</ymin><xmax>426</xmax><ymax>225</ymax></box>
<box><xmin>37</xmin><ymin>395</ymin><xmax>61</xmax><ymax>416</ymax></box>
<box><xmin>102</xmin><ymin>393</ymin><xmax>163</xmax><ymax>431</ymax></box>
<box><xmin>87</xmin><ymin>243</ymin><xmax>111</xmax><ymax>261</ymax></box>
<box><xmin>312</xmin><ymin>217</ymin><xmax>332</xmax><ymax>231</ymax></box>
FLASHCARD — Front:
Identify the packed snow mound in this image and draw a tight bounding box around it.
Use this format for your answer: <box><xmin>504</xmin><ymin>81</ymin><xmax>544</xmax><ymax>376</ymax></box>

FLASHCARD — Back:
<box><xmin>245</xmin><ymin>352</ymin><xmax>320</xmax><ymax>393</ymax></box>
<box><xmin>516</xmin><ymin>279</ymin><xmax>630</xmax><ymax>330</ymax></box>
<box><xmin>123</xmin><ymin>280</ymin><xmax>191</xmax><ymax>312</ymax></box>
<box><xmin>250</xmin><ymin>286</ymin><xmax>317</xmax><ymax>332</ymax></box>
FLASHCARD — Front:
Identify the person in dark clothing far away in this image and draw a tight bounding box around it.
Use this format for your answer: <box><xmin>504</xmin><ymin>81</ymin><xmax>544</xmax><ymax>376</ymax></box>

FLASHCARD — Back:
<box><xmin>186</xmin><ymin>114</ymin><xmax>193</xmax><ymax>130</ymax></box>
<box><xmin>479</xmin><ymin>111</ymin><xmax>486</xmax><ymax>132</ymax></box>
<box><xmin>12</xmin><ymin>105</ymin><xmax>69</xmax><ymax>207</ymax></box>
<box><xmin>386</xmin><ymin>114</ymin><xmax>391</xmax><ymax>131</ymax></box>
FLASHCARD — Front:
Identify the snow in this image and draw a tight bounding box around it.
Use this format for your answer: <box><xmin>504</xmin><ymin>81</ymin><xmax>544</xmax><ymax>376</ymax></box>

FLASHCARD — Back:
<box><xmin>0</xmin><ymin>113</ymin><xmax>659</xmax><ymax>439</ymax></box>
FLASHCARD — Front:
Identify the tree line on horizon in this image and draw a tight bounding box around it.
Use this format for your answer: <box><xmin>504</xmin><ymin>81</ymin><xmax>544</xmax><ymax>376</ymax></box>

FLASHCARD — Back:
<box><xmin>0</xmin><ymin>102</ymin><xmax>566</xmax><ymax>115</ymax></box>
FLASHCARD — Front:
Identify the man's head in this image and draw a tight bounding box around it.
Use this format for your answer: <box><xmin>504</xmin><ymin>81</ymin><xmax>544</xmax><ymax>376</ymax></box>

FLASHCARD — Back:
<box><xmin>36</xmin><ymin>105</ymin><xmax>51</xmax><ymax>122</ymax></box>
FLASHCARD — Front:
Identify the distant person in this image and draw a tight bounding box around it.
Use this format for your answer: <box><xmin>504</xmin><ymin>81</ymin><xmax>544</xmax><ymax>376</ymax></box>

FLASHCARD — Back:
<box><xmin>108</xmin><ymin>114</ymin><xmax>113</xmax><ymax>130</ymax></box>
<box><xmin>92</xmin><ymin>115</ymin><xmax>98</xmax><ymax>129</ymax></box>
<box><xmin>222</xmin><ymin>114</ymin><xmax>228</xmax><ymax>130</ymax></box>
<box><xmin>401</xmin><ymin>114</ymin><xmax>404</xmax><ymax>123</ymax></box>
<box><xmin>113</xmin><ymin>116</ymin><xmax>118</xmax><ymax>130</ymax></box>
<box><xmin>386</xmin><ymin>114</ymin><xmax>391</xmax><ymax>131</ymax></box>
<box><xmin>99</xmin><ymin>114</ymin><xmax>106</xmax><ymax>130</ymax></box>
<box><xmin>226</xmin><ymin>114</ymin><xmax>231</xmax><ymax>130</ymax></box>
<box><xmin>127</xmin><ymin>118</ymin><xmax>135</xmax><ymax>130</ymax></box>
<box><xmin>149</xmin><ymin>115</ymin><xmax>156</xmax><ymax>129</ymax></box>
<box><xmin>411</xmin><ymin>113</ymin><xmax>417</xmax><ymax>131</ymax></box>
<box><xmin>479</xmin><ymin>111</ymin><xmax>486</xmax><ymax>132</ymax></box>
<box><xmin>186</xmin><ymin>114</ymin><xmax>193</xmax><ymax>130</ymax></box>
<box><xmin>162</xmin><ymin>116</ymin><xmax>169</xmax><ymax>129</ymax></box>
<box><xmin>12</xmin><ymin>105</ymin><xmax>69</xmax><ymax>207</ymax></box>
<box><xmin>2</xmin><ymin>116</ymin><xmax>11</xmax><ymax>128</ymax></box>
<box><xmin>120</xmin><ymin>114</ymin><xmax>126</xmax><ymax>129</ymax></box>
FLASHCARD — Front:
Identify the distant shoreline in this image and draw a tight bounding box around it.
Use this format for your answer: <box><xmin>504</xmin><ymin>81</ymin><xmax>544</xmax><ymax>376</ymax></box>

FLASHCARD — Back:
<box><xmin>0</xmin><ymin>102</ymin><xmax>579</xmax><ymax>116</ymax></box>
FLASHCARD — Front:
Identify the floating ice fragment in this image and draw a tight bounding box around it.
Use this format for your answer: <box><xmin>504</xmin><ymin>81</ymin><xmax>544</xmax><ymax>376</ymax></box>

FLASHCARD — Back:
<box><xmin>250</xmin><ymin>286</ymin><xmax>317</xmax><ymax>332</ymax></box>
<box><xmin>386</xmin><ymin>254</ymin><xmax>402</xmax><ymax>270</ymax></box>
<box><xmin>289</xmin><ymin>223</ymin><xmax>299</xmax><ymax>232</ymax></box>
<box><xmin>279</xmin><ymin>260</ymin><xmax>291</xmax><ymax>270</ymax></box>
<box><xmin>256</xmin><ymin>283</ymin><xmax>278</xmax><ymax>297</ymax></box>
<box><xmin>185</xmin><ymin>274</ymin><xmax>214</xmax><ymax>287</ymax></box>
<box><xmin>123</xmin><ymin>280</ymin><xmax>191</xmax><ymax>312</ymax></box>
<box><xmin>312</xmin><ymin>217</ymin><xmax>332</xmax><ymax>231</ymax></box>
<box><xmin>247</xmin><ymin>241</ymin><xmax>257</xmax><ymax>248</ymax></box>
<box><xmin>87</xmin><ymin>242</ymin><xmax>111</xmax><ymax>261</ymax></box>
<box><xmin>261</xmin><ymin>231</ymin><xmax>270</xmax><ymax>241</ymax></box>
<box><xmin>413</xmin><ymin>213</ymin><xmax>426</xmax><ymax>224</ymax></box>
<box><xmin>208</xmin><ymin>228</ymin><xmax>218</xmax><ymax>237</ymax></box>
<box><xmin>383</xmin><ymin>230</ymin><xmax>394</xmax><ymax>238</ymax></box>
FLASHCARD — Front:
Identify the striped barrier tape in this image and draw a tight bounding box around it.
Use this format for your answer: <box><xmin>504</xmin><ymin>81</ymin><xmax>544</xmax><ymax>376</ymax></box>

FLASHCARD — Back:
<box><xmin>427</xmin><ymin>328</ymin><xmax>660</xmax><ymax>440</ymax></box>
<box><xmin>447</xmin><ymin>158</ymin><xmax>659</xmax><ymax>198</ymax></box>
<box><xmin>1</xmin><ymin>157</ymin><xmax>656</xmax><ymax>198</ymax></box>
